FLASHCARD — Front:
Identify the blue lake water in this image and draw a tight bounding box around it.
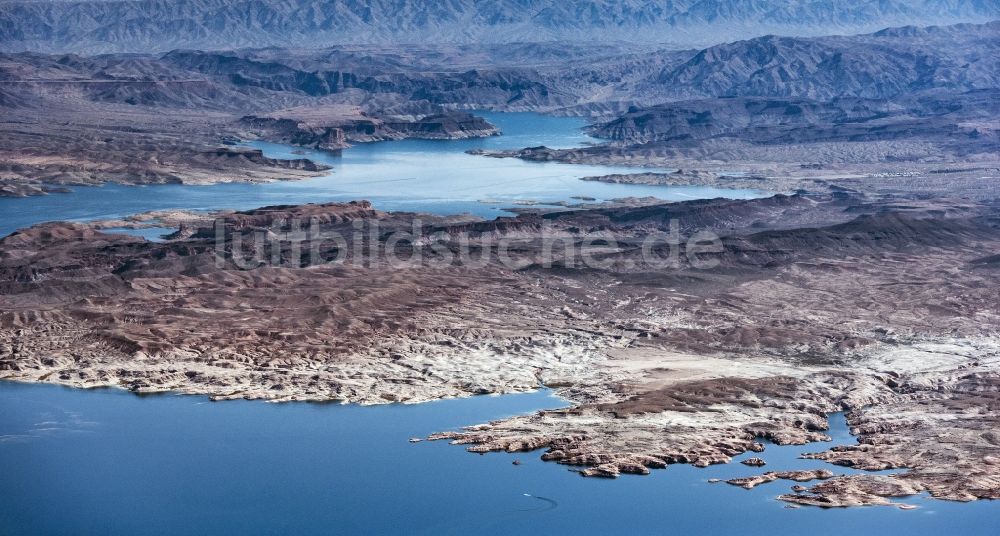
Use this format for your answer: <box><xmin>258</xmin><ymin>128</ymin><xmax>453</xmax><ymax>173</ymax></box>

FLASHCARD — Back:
<box><xmin>2</xmin><ymin>111</ymin><xmax>996</xmax><ymax>533</ymax></box>
<box><xmin>1</xmin><ymin>381</ymin><xmax>997</xmax><ymax>535</ymax></box>
<box><xmin>0</xmin><ymin>112</ymin><xmax>762</xmax><ymax>237</ymax></box>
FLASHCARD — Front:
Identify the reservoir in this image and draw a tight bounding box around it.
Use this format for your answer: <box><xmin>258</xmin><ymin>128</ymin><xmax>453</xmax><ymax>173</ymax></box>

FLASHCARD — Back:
<box><xmin>0</xmin><ymin>112</ymin><xmax>762</xmax><ymax>236</ymax></box>
<box><xmin>2</xmin><ymin>112</ymin><xmax>995</xmax><ymax>534</ymax></box>
<box><xmin>1</xmin><ymin>381</ymin><xmax>997</xmax><ymax>535</ymax></box>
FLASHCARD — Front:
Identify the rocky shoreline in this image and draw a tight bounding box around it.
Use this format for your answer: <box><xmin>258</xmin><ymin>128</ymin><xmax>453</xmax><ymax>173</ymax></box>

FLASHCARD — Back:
<box><xmin>0</xmin><ymin>107</ymin><xmax>500</xmax><ymax>198</ymax></box>
<box><xmin>2</xmin><ymin>193</ymin><xmax>999</xmax><ymax>508</ymax></box>
<box><xmin>0</xmin><ymin>107</ymin><xmax>337</xmax><ymax>198</ymax></box>
<box><xmin>237</xmin><ymin>106</ymin><xmax>500</xmax><ymax>150</ymax></box>
<box><xmin>471</xmin><ymin>146</ymin><xmax>1000</xmax><ymax>201</ymax></box>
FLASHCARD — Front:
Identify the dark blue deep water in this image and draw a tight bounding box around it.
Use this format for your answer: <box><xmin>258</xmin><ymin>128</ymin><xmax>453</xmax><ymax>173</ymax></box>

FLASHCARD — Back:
<box><xmin>1</xmin><ymin>382</ymin><xmax>998</xmax><ymax>535</ymax></box>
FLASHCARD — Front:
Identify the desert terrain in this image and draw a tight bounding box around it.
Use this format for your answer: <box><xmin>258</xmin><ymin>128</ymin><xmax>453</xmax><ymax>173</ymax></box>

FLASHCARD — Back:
<box><xmin>2</xmin><ymin>189</ymin><xmax>999</xmax><ymax>508</ymax></box>
<box><xmin>0</xmin><ymin>12</ymin><xmax>999</xmax><ymax>514</ymax></box>
<box><xmin>2</xmin><ymin>20</ymin><xmax>997</xmax><ymax>197</ymax></box>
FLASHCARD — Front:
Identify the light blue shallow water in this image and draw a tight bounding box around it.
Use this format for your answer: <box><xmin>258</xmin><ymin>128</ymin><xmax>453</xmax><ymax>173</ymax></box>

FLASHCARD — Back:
<box><xmin>1</xmin><ymin>382</ymin><xmax>997</xmax><ymax>535</ymax></box>
<box><xmin>0</xmin><ymin>112</ymin><xmax>762</xmax><ymax>237</ymax></box>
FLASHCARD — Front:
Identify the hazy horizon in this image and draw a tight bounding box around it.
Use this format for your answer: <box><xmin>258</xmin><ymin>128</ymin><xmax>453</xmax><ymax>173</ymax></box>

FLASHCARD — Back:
<box><xmin>2</xmin><ymin>0</ymin><xmax>999</xmax><ymax>53</ymax></box>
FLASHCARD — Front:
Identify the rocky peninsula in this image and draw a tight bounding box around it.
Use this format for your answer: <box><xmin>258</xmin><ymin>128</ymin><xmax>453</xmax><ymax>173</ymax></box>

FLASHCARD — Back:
<box><xmin>2</xmin><ymin>191</ymin><xmax>998</xmax><ymax>508</ymax></box>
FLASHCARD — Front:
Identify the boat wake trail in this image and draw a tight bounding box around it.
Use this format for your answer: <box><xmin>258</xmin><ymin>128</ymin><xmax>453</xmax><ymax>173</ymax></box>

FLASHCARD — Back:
<box><xmin>521</xmin><ymin>493</ymin><xmax>558</xmax><ymax>511</ymax></box>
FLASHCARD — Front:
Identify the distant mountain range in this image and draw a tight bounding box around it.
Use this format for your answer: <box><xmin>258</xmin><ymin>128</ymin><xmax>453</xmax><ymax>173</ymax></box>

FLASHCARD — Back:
<box><xmin>2</xmin><ymin>0</ymin><xmax>999</xmax><ymax>53</ymax></box>
<box><xmin>642</xmin><ymin>20</ymin><xmax>1000</xmax><ymax>101</ymax></box>
<box><xmin>2</xmin><ymin>21</ymin><xmax>997</xmax><ymax>114</ymax></box>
